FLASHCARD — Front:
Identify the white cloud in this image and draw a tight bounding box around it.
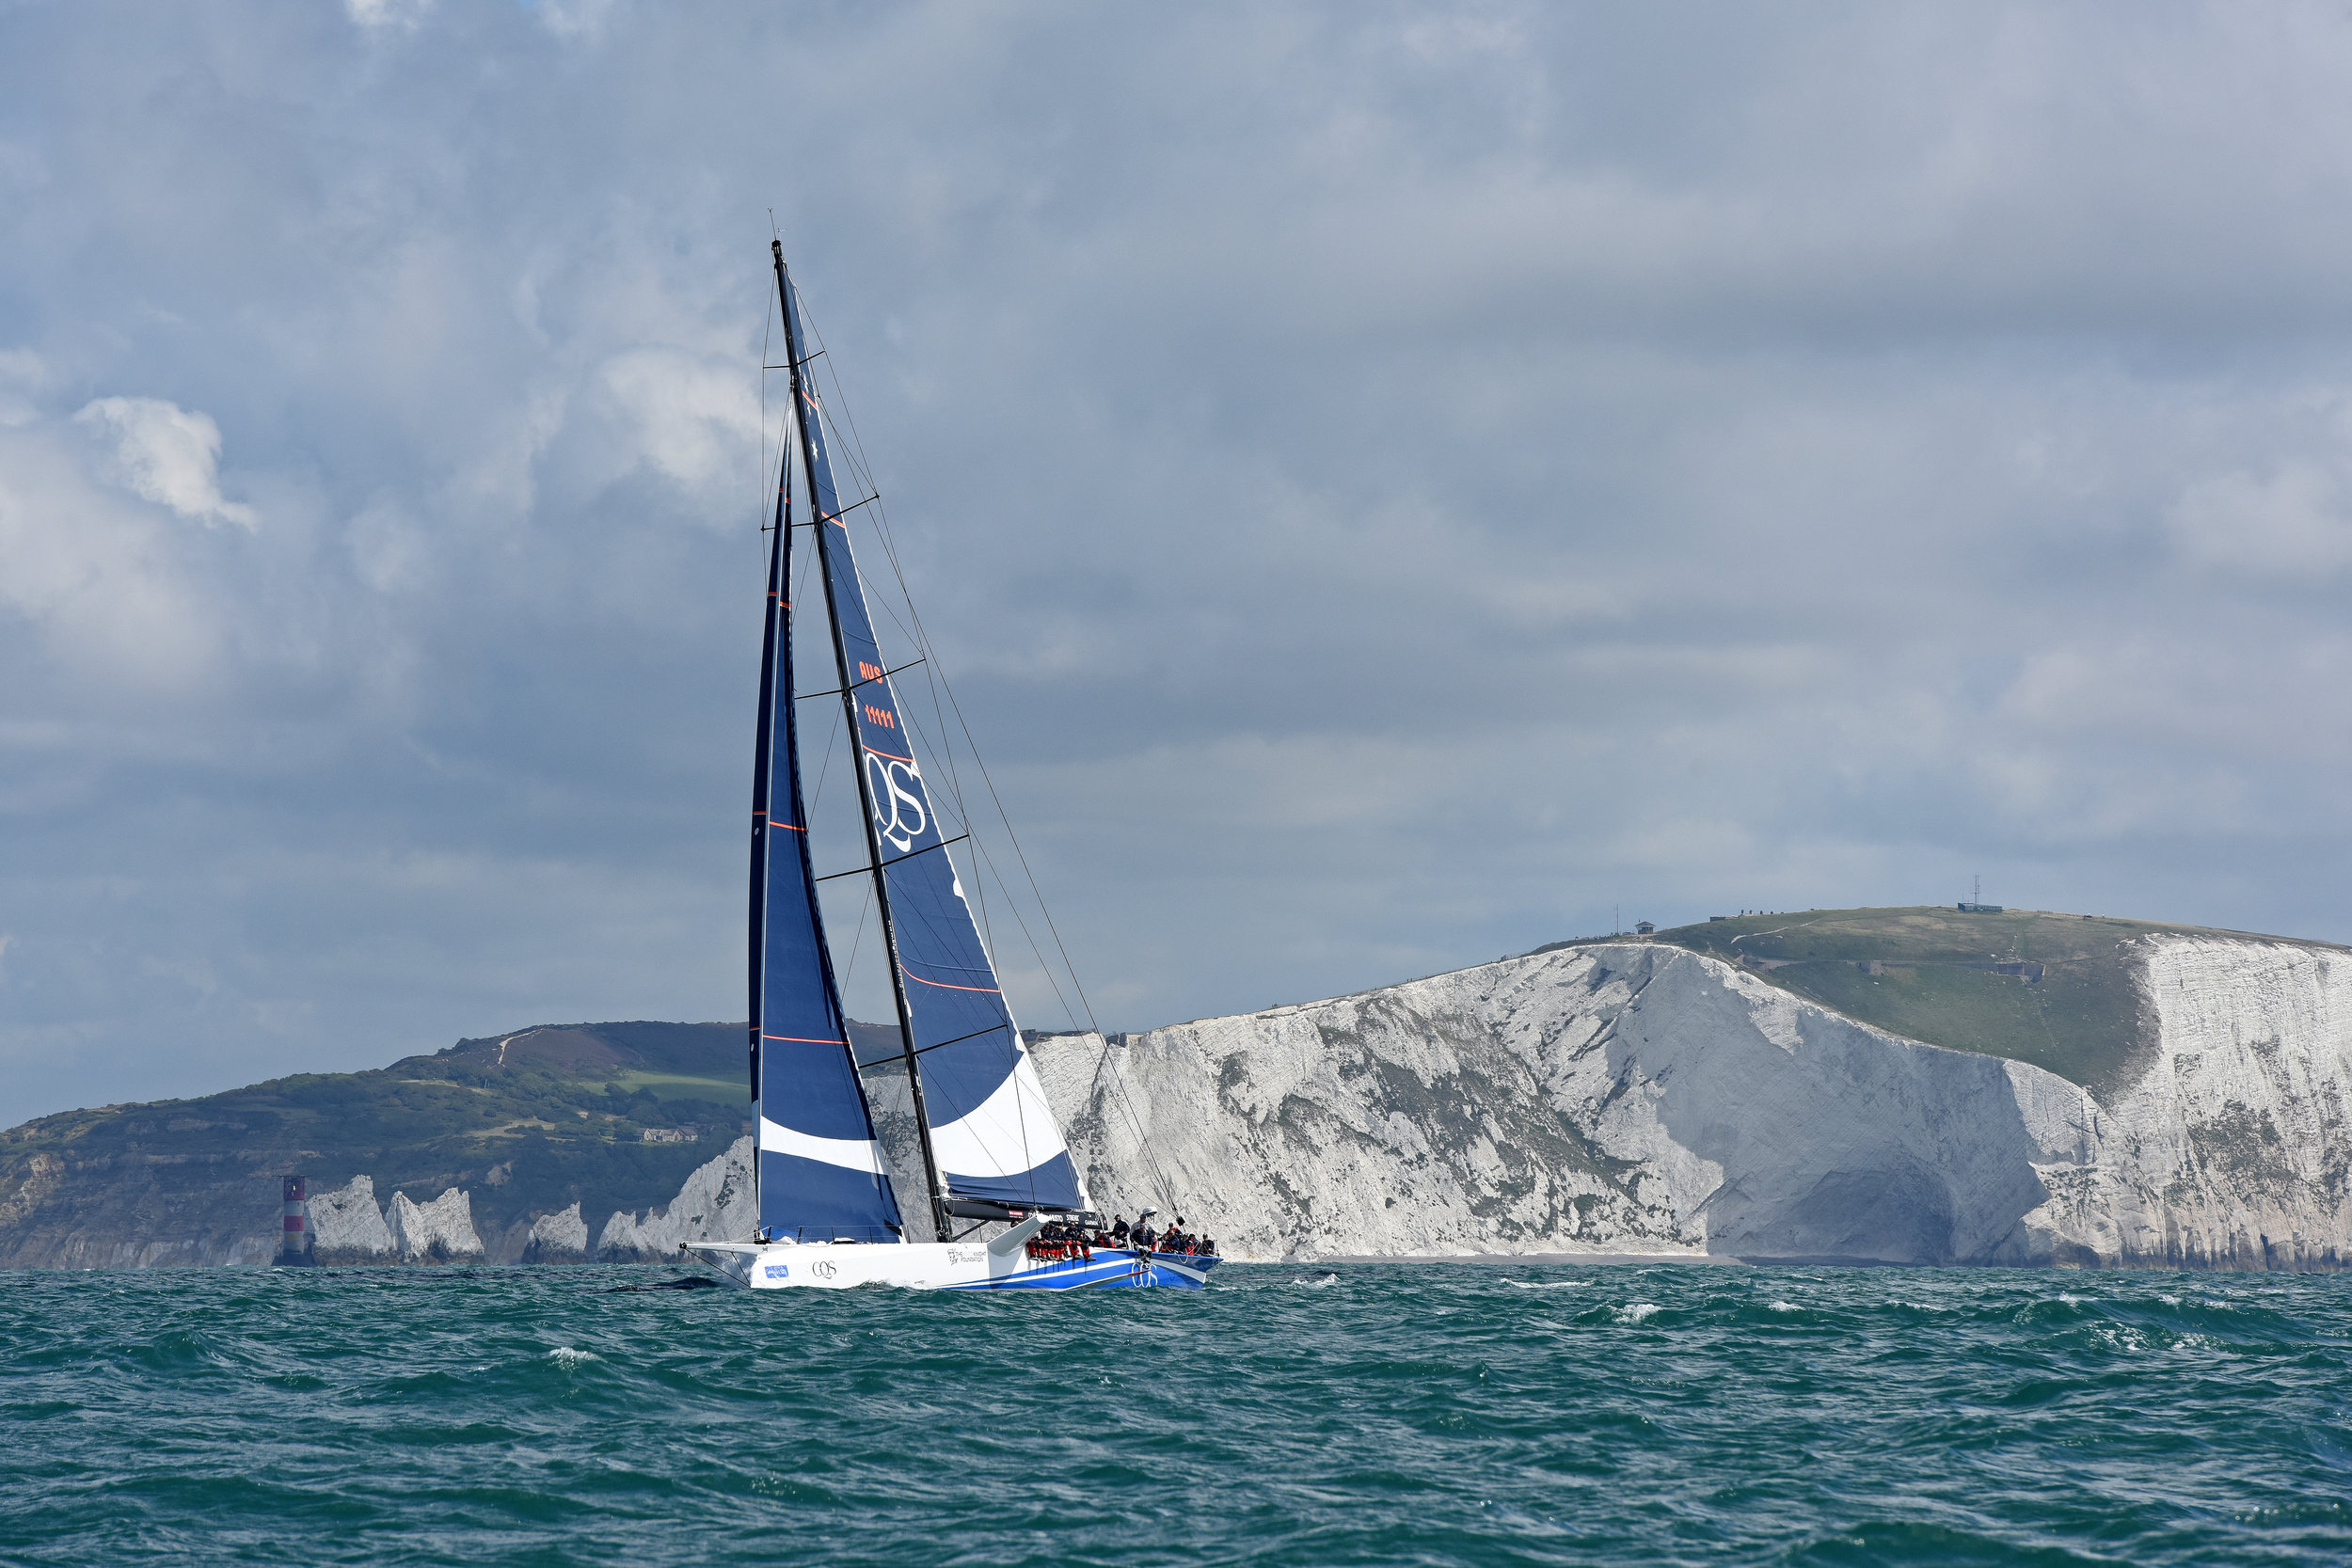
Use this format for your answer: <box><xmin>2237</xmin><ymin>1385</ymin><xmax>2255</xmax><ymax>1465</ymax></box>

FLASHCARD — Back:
<box><xmin>596</xmin><ymin>348</ymin><xmax>761</xmax><ymax>500</ymax></box>
<box><xmin>73</xmin><ymin>397</ymin><xmax>259</xmax><ymax>530</ymax></box>
<box><xmin>534</xmin><ymin>0</ymin><xmax>624</xmax><ymax>42</ymax></box>
<box><xmin>344</xmin><ymin>0</ymin><xmax>430</xmax><ymax>32</ymax></box>
<box><xmin>0</xmin><ymin>419</ymin><xmax>226</xmax><ymax>690</ymax></box>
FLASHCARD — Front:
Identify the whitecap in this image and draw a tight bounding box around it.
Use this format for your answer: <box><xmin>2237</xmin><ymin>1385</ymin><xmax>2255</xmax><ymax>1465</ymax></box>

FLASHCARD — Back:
<box><xmin>2158</xmin><ymin>1293</ymin><xmax>2182</xmax><ymax>1306</ymax></box>
<box><xmin>1768</xmin><ymin>1300</ymin><xmax>1801</xmax><ymax>1313</ymax></box>
<box><xmin>1615</xmin><ymin>1302</ymin><xmax>1660</xmax><ymax>1324</ymax></box>
<box><xmin>548</xmin><ymin>1346</ymin><xmax>598</xmax><ymax>1368</ymax></box>
<box><xmin>1503</xmin><ymin>1279</ymin><xmax>1582</xmax><ymax>1290</ymax></box>
<box><xmin>1292</xmin><ymin>1274</ymin><xmax>1339</xmax><ymax>1289</ymax></box>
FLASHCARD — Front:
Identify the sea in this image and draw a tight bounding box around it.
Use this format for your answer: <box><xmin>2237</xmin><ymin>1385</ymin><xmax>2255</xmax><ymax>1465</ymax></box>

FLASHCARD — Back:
<box><xmin>3</xmin><ymin>1261</ymin><xmax>2348</xmax><ymax>1566</ymax></box>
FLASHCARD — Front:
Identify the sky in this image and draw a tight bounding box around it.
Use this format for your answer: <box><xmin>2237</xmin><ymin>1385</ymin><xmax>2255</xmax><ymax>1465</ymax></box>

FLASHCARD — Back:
<box><xmin>8</xmin><ymin>1</ymin><xmax>2352</xmax><ymax>1126</ymax></box>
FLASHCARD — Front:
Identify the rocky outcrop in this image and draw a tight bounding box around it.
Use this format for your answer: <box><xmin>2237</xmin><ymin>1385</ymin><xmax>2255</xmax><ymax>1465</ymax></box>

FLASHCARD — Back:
<box><xmin>0</xmin><ymin>1148</ymin><xmax>281</xmax><ymax>1269</ymax></box>
<box><xmin>1037</xmin><ymin>937</ymin><xmax>2352</xmax><ymax>1270</ymax></box>
<box><xmin>309</xmin><ymin>1175</ymin><xmax>395</xmax><ymax>1261</ymax></box>
<box><xmin>2027</xmin><ymin>937</ymin><xmax>2352</xmax><ymax>1269</ymax></box>
<box><xmin>597</xmin><ymin>1136</ymin><xmax>756</xmax><ymax>1260</ymax></box>
<box><xmin>517</xmin><ymin>1202</ymin><xmax>592</xmax><ymax>1263</ymax></box>
<box><xmin>0</xmin><ymin>1151</ymin><xmax>65</xmax><ymax>1232</ymax></box>
<box><xmin>386</xmin><ymin>1187</ymin><xmax>485</xmax><ymax>1262</ymax></box>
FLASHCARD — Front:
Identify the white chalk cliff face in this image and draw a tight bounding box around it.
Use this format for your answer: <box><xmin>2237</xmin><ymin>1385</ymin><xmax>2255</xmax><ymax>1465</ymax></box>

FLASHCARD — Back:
<box><xmin>385</xmin><ymin>1188</ymin><xmax>485</xmax><ymax>1262</ymax></box>
<box><xmin>598</xmin><ymin>1136</ymin><xmax>756</xmax><ymax>1260</ymax></box>
<box><xmin>521</xmin><ymin>1202</ymin><xmax>591</xmax><ymax>1260</ymax></box>
<box><xmin>1034</xmin><ymin>938</ymin><xmax>2352</xmax><ymax>1270</ymax></box>
<box><xmin>309</xmin><ymin>1176</ymin><xmax>395</xmax><ymax>1259</ymax></box>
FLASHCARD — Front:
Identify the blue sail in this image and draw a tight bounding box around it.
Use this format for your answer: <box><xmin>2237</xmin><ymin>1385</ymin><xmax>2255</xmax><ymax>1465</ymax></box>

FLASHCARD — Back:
<box><xmin>785</xmin><ymin>277</ymin><xmax>1083</xmax><ymax>1212</ymax></box>
<box><xmin>749</xmin><ymin>455</ymin><xmax>904</xmax><ymax>1243</ymax></box>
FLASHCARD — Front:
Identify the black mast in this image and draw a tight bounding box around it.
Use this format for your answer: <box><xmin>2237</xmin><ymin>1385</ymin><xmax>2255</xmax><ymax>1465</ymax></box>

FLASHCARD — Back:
<box><xmin>744</xmin><ymin>396</ymin><xmax>796</xmax><ymax>1232</ymax></box>
<box><xmin>772</xmin><ymin>241</ymin><xmax>950</xmax><ymax>1243</ymax></box>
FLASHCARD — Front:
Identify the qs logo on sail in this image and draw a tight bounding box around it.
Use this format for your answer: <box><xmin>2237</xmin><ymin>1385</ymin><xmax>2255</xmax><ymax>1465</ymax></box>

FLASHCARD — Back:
<box><xmin>867</xmin><ymin>755</ymin><xmax>928</xmax><ymax>852</ymax></box>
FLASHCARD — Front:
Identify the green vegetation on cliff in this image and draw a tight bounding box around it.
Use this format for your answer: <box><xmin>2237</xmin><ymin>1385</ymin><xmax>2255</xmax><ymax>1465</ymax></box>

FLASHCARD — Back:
<box><xmin>0</xmin><ymin>1022</ymin><xmax>767</xmax><ymax>1265</ymax></box>
<box><xmin>1617</xmin><ymin>905</ymin><xmax>2336</xmax><ymax>1100</ymax></box>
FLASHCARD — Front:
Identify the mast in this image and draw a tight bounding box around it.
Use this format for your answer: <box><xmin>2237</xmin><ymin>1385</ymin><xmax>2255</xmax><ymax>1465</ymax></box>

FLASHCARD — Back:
<box><xmin>772</xmin><ymin>240</ymin><xmax>950</xmax><ymax>1243</ymax></box>
<box><xmin>745</xmin><ymin>416</ymin><xmax>791</xmax><ymax>1228</ymax></box>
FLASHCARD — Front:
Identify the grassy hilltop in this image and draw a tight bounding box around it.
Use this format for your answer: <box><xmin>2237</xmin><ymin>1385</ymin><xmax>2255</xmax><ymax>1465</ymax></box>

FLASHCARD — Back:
<box><xmin>1603</xmin><ymin>905</ymin><xmax>2339</xmax><ymax>1100</ymax></box>
<box><xmin>0</xmin><ymin>1022</ymin><xmax>775</xmax><ymax>1265</ymax></box>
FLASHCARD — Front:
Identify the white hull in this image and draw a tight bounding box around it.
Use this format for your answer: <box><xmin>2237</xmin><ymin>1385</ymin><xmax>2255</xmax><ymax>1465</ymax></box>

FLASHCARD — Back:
<box><xmin>686</xmin><ymin>1240</ymin><xmax>1216</xmax><ymax>1291</ymax></box>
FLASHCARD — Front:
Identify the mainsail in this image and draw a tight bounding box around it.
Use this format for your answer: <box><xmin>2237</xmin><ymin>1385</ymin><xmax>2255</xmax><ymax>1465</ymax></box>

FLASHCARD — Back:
<box><xmin>748</xmin><ymin>434</ymin><xmax>904</xmax><ymax>1243</ymax></box>
<box><xmin>778</xmin><ymin>260</ymin><xmax>1084</xmax><ymax>1215</ymax></box>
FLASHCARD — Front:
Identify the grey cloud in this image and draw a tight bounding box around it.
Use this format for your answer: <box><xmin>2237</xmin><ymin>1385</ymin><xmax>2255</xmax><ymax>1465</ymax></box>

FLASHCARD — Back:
<box><xmin>6</xmin><ymin>1</ymin><xmax>2352</xmax><ymax>1123</ymax></box>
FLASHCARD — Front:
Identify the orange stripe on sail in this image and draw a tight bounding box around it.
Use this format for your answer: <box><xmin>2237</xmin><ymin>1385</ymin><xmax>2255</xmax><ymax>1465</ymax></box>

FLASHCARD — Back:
<box><xmin>761</xmin><ymin>1034</ymin><xmax>848</xmax><ymax>1044</ymax></box>
<box><xmin>902</xmin><ymin>971</ymin><xmax>1002</xmax><ymax>995</ymax></box>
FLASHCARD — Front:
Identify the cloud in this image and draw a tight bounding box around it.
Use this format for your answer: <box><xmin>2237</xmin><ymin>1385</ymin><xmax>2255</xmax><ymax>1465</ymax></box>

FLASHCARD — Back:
<box><xmin>0</xmin><ymin>414</ymin><xmax>229</xmax><ymax>691</ymax></box>
<box><xmin>9</xmin><ymin>1</ymin><xmax>2352</xmax><ymax>1124</ymax></box>
<box><xmin>2170</xmin><ymin>461</ymin><xmax>2352</xmax><ymax>578</ymax></box>
<box><xmin>344</xmin><ymin>0</ymin><xmax>429</xmax><ymax>33</ymax></box>
<box><xmin>595</xmin><ymin>348</ymin><xmax>761</xmax><ymax>499</ymax></box>
<box><xmin>73</xmin><ymin>397</ymin><xmax>259</xmax><ymax>530</ymax></box>
<box><xmin>532</xmin><ymin>0</ymin><xmax>624</xmax><ymax>42</ymax></box>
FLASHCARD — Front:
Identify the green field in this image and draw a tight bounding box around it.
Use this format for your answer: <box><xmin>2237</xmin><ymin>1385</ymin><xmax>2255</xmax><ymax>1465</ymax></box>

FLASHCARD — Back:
<box><xmin>609</xmin><ymin>1069</ymin><xmax>747</xmax><ymax>1104</ymax></box>
<box><xmin>1606</xmin><ymin>905</ymin><xmax>2333</xmax><ymax>1101</ymax></box>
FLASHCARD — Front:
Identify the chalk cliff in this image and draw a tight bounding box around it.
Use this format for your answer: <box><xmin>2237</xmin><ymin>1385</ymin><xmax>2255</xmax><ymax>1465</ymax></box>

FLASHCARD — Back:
<box><xmin>386</xmin><ymin>1187</ymin><xmax>485</xmax><ymax>1262</ymax></box>
<box><xmin>1036</xmin><ymin>936</ymin><xmax>2352</xmax><ymax>1270</ymax></box>
<box><xmin>597</xmin><ymin>1137</ymin><xmax>756</xmax><ymax>1261</ymax></box>
<box><xmin>310</xmin><ymin>1176</ymin><xmax>395</xmax><ymax>1261</ymax></box>
<box><xmin>517</xmin><ymin>1202</ymin><xmax>592</xmax><ymax>1262</ymax></box>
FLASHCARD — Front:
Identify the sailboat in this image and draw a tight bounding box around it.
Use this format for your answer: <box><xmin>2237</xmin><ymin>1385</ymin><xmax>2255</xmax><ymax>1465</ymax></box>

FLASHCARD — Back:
<box><xmin>687</xmin><ymin>244</ymin><xmax>1218</xmax><ymax>1291</ymax></box>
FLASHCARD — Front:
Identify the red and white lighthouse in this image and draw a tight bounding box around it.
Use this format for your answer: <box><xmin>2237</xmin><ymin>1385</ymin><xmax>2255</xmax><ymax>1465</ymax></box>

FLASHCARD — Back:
<box><xmin>276</xmin><ymin>1174</ymin><xmax>314</xmax><ymax>1266</ymax></box>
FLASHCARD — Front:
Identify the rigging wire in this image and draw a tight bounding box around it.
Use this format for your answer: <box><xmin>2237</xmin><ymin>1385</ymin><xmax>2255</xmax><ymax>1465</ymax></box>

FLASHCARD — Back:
<box><xmin>756</xmin><ymin>268</ymin><xmax>773</xmax><ymax>538</ymax></box>
<box><xmin>805</xmin><ymin>309</ymin><xmax>1139</xmax><ymax>1067</ymax></box>
<box><xmin>835</xmin><ymin>879</ymin><xmax>875</xmax><ymax>997</ymax></box>
<box><xmin>790</xmin><ymin>293</ymin><xmax>1182</xmax><ymax>1214</ymax></box>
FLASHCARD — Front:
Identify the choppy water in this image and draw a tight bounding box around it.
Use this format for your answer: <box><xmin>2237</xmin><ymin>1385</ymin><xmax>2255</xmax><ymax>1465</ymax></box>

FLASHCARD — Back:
<box><xmin>4</xmin><ymin>1262</ymin><xmax>2350</xmax><ymax>1565</ymax></box>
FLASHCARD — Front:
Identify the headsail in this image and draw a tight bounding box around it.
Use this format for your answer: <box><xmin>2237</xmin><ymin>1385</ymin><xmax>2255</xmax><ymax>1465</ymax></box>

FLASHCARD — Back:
<box><xmin>781</xmin><ymin>272</ymin><xmax>1084</xmax><ymax>1213</ymax></box>
<box><xmin>749</xmin><ymin>448</ymin><xmax>904</xmax><ymax>1243</ymax></box>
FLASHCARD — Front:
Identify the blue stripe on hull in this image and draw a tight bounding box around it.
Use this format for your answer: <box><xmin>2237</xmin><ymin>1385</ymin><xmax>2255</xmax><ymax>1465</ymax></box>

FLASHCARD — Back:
<box><xmin>942</xmin><ymin>1249</ymin><xmax>1223</xmax><ymax>1292</ymax></box>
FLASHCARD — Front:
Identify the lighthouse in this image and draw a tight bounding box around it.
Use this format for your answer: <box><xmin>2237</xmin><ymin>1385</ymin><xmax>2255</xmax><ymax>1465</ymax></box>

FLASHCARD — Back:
<box><xmin>275</xmin><ymin>1174</ymin><xmax>315</xmax><ymax>1266</ymax></box>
